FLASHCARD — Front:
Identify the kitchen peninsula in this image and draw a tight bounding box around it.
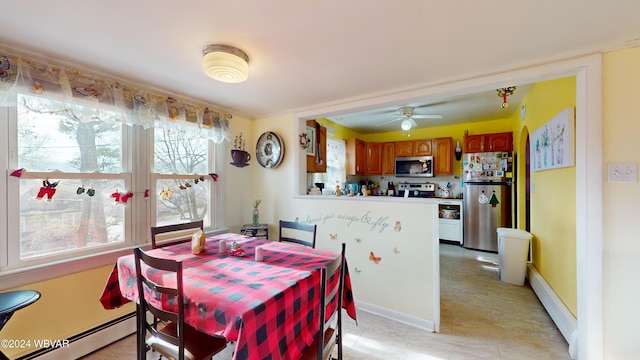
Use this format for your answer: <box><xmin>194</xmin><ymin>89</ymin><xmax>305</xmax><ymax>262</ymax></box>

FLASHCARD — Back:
<box><xmin>291</xmin><ymin>193</ymin><xmax>440</xmax><ymax>331</ymax></box>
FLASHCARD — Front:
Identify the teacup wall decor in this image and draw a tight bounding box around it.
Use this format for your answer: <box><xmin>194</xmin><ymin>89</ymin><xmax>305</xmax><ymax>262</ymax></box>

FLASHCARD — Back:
<box><xmin>231</xmin><ymin>133</ymin><xmax>250</xmax><ymax>167</ymax></box>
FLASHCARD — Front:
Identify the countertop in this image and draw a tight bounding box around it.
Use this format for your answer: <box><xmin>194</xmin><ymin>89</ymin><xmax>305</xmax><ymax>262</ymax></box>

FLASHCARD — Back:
<box><xmin>298</xmin><ymin>194</ymin><xmax>463</xmax><ymax>203</ymax></box>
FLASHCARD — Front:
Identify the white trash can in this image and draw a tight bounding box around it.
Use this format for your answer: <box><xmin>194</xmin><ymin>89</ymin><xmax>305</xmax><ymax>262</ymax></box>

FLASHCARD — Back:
<box><xmin>497</xmin><ymin>228</ymin><xmax>533</xmax><ymax>286</ymax></box>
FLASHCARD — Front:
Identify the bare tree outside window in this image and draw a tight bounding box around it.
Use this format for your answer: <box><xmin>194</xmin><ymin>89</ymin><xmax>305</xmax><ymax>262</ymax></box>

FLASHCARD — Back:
<box><xmin>17</xmin><ymin>95</ymin><xmax>123</xmax><ymax>258</ymax></box>
<box><xmin>153</xmin><ymin>127</ymin><xmax>209</xmax><ymax>224</ymax></box>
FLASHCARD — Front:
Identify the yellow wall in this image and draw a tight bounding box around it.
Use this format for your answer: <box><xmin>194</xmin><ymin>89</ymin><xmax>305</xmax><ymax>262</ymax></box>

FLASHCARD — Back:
<box><xmin>2</xmin><ymin>266</ymin><xmax>135</xmax><ymax>359</ymax></box>
<box><xmin>512</xmin><ymin>77</ymin><xmax>577</xmax><ymax>316</ymax></box>
<box><xmin>319</xmin><ymin>79</ymin><xmax>579</xmax><ymax>317</ymax></box>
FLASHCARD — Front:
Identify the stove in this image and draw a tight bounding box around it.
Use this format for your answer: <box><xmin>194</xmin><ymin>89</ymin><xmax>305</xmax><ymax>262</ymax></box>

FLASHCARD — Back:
<box><xmin>396</xmin><ymin>182</ymin><xmax>436</xmax><ymax>198</ymax></box>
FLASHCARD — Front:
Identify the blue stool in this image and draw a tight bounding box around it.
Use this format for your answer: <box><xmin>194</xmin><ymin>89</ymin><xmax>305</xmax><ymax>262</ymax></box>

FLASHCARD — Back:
<box><xmin>0</xmin><ymin>290</ymin><xmax>41</xmax><ymax>360</ymax></box>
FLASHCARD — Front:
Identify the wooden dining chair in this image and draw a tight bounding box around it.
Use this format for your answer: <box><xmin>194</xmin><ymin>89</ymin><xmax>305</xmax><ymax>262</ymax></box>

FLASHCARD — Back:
<box><xmin>134</xmin><ymin>247</ymin><xmax>226</xmax><ymax>360</ymax></box>
<box><xmin>278</xmin><ymin>220</ymin><xmax>317</xmax><ymax>248</ymax></box>
<box><xmin>300</xmin><ymin>242</ymin><xmax>346</xmax><ymax>360</ymax></box>
<box><xmin>151</xmin><ymin>220</ymin><xmax>204</xmax><ymax>249</ymax></box>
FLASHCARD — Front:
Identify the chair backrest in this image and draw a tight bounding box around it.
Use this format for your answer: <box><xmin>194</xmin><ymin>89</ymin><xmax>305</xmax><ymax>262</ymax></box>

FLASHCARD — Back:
<box><xmin>278</xmin><ymin>220</ymin><xmax>317</xmax><ymax>248</ymax></box>
<box><xmin>134</xmin><ymin>247</ymin><xmax>186</xmax><ymax>359</ymax></box>
<box><xmin>316</xmin><ymin>242</ymin><xmax>346</xmax><ymax>360</ymax></box>
<box><xmin>151</xmin><ymin>220</ymin><xmax>204</xmax><ymax>249</ymax></box>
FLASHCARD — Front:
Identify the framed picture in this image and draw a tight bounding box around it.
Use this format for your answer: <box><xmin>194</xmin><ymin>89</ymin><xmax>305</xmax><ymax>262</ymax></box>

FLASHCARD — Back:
<box><xmin>306</xmin><ymin>126</ymin><xmax>315</xmax><ymax>156</ymax></box>
<box><xmin>531</xmin><ymin>107</ymin><xmax>575</xmax><ymax>171</ymax></box>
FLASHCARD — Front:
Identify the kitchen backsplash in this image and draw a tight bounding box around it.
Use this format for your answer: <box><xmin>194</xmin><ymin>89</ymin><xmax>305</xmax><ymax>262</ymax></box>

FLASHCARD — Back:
<box><xmin>308</xmin><ymin>173</ymin><xmax>464</xmax><ymax>197</ymax></box>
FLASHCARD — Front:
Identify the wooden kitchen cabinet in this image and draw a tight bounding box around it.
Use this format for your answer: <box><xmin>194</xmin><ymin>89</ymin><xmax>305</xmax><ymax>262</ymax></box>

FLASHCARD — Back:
<box><xmin>464</xmin><ymin>134</ymin><xmax>485</xmax><ymax>153</ymax></box>
<box><xmin>395</xmin><ymin>140</ymin><xmax>413</xmax><ymax>157</ymax></box>
<box><xmin>366</xmin><ymin>142</ymin><xmax>382</xmax><ymax>175</ymax></box>
<box><xmin>486</xmin><ymin>132</ymin><xmax>513</xmax><ymax>152</ymax></box>
<box><xmin>381</xmin><ymin>142</ymin><xmax>396</xmax><ymax>175</ymax></box>
<box><xmin>396</xmin><ymin>139</ymin><xmax>432</xmax><ymax>157</ymax></box>
<box><xmin>433</xmin><ymin>137</ymin><xmax>453</xmax><ymax>175</ymax></box>
<box><xmin>463</xmin><ymin>131</ymin><xmax>513</xmax><ymax>152</ymax></box>
<box><xmin>346</xmin><ymin>138</ymin><xmax>366</xmax><ymax>175</ymax></box>
<box><xmin>414</xmin><ymin>139</ymin><xmax>432</xmax><ymax>156</ymax></box>
<box><xmin>306</xmin><ymin>120</ymin><xmax>327</xmax><ymax>172</ymax></box>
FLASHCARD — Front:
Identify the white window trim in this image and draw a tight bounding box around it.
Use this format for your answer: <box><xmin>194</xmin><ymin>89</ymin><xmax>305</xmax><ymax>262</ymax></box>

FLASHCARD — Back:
<box><xmin>0</xmin><ymin>106</ymin><xmax>229</xmax><ymax>289</ymax></box>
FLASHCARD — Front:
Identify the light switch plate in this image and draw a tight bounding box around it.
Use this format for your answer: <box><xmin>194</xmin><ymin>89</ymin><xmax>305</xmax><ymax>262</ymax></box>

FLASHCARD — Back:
<box><xmin>607</xmin><ymin>162</ymin><xmax>638</xmax><ymax>182</ymax></box>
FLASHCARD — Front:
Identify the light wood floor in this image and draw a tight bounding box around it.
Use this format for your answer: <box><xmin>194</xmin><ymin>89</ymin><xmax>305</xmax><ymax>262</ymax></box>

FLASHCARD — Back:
<box><xmin>82</xmin><ymin>243</ymin><xmax>570</xmax><ymax>359</ymax></box>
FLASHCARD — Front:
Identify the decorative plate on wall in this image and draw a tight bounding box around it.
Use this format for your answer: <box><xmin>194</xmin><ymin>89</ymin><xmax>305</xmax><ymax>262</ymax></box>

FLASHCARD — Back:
<box><xmin>256</xmin><ymin>131</ymin><xmax>284</xmax><ymax>168</ymax></box>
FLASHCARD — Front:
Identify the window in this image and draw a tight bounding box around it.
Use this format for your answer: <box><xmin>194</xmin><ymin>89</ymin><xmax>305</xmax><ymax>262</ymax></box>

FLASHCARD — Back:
<box><xmin>2</xmin><ymin>93</ymin><xmax>221</xmax><ymax>270</ymax></box>
<box><xmin>152</xmin><ymin>124</ymin><xmax>213</xmax><ymax>227</ymax></box>
<box><xmin>312</xmin><ymin>137</ymin><xmax>346</xmax><ymax>191</ymax></box>
<box><xmin>11</xmin><ymin>94</ymin><xmax>127</xmax><ymax>263</ymax></box>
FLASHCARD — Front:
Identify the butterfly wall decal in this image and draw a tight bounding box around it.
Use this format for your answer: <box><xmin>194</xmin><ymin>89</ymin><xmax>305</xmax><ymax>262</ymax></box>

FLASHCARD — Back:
<box><xmin>394</xmin><ymin>221</ymin><xmax>402</xmax><ymax>232</ymax></box>
<box><xmin>355</xmin><ymin>238</ymin><xmax>362</xmax><ymax>243</ymax></box>
<box><xmin>369</xmin><ymin>251</ymin><xmax>381</xmax><ymax>264</ymax></box>
<box><xmin>329</xmin><ymin>234</ymin><xmax>337</xmax><ymax>240</ymax></box>
<box><xmin>393</xmin><ymin>247</ymin><xmax>400</xmax><ymax>254</ymax></box>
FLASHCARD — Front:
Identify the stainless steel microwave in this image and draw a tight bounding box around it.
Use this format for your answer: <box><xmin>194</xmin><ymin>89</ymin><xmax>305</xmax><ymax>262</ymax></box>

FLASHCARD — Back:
<box><xmin>395</xmin><ymin>156</ymin><xmax>434</xmax><ymax>177</ymax></box>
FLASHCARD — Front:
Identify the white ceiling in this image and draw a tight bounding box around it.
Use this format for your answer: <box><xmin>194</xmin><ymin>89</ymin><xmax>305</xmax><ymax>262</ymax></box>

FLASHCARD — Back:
<box><xmin>2</xmin><ymin>1</ymin><xmax>640</xmax><ymax>133</ymax></box>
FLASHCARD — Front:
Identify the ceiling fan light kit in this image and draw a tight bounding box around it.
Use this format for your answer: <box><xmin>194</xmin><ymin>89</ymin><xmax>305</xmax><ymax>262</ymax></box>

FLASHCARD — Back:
<box><xmin>379</xmin><ymin>106</ymin><xmax>442</xmax><ymax>131</ymax></box>
<box><xmin>202</xmin><ymin>44</ymin><xmax>249</xmax><ymax>83</ymax></box>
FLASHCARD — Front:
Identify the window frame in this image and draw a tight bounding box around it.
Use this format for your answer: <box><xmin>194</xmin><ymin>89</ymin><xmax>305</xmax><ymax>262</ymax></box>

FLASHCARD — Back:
<box><xmin>0</xmin><ymin>100</ymin><xmax>227</xmax><ymax>286</ymax></box>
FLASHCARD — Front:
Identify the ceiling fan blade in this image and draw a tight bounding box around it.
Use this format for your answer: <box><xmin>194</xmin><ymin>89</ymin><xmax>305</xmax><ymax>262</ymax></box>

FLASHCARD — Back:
<box><xmin>410</xmin><ymin>118</ymin><xmax>418</xmax><ymax>127</ymax></box>
<box><xmin>376</xmin><ymin>117</ymin><xmax>403</xmax><ymax>126</ymax></box>
<box><xmin>412</xmin><ymin>114</ymin><xmax>443</xmax><ymax>119</ymax></box>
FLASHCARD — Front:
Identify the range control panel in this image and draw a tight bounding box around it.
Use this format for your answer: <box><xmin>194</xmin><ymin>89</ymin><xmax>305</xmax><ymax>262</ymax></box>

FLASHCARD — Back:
<box><xmin>396</xmin><ymin>182</ymin><xmax>436</xmax><ymax>197</ymax></box>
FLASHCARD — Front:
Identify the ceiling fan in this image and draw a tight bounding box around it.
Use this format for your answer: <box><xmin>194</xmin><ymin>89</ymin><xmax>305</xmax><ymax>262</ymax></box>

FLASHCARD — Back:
<box><xmin>380</xmin><ymin>106</ymin><xmax>443</xmax><ymax>131</ymax></box>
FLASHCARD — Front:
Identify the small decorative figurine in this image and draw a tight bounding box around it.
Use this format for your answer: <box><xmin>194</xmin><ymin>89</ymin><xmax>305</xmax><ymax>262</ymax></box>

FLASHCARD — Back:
<box><xmin>335</xmin><ymin>185</ymin><xmax>342</xmax><ymax>196</ymax></box>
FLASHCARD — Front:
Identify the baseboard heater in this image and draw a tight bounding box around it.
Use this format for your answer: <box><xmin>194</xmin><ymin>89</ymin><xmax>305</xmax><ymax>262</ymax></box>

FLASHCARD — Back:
<box><xmin>527</xmin><ymin>264</ymin><xmax>578</xmax><ymax>359</ymax></box>
<box><xmin>16</xmin><ymin>312</ymin><xmax>136</xmax><ymax>360</ymax></box>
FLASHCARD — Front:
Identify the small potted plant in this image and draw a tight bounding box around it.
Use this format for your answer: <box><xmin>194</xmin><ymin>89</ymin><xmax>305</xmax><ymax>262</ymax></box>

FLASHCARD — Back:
<box><xmin>252</xmin><ymin>197</ymin><xmax>261</xmax><ymax>226</ymax></box>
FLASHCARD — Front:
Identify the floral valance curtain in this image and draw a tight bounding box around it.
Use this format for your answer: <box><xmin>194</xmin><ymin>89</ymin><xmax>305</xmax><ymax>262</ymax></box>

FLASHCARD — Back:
<box><xmin>0</xmin><ymin>44</ymin><xmax>230</xmax><ymax>143</ymax></box>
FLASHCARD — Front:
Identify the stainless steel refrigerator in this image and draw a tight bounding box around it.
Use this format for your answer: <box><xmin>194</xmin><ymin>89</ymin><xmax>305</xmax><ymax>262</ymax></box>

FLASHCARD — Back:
<box><xmin>462</xmin><ymin>151</ymin><xmax>513</xmax><ymax>252</ymax></box>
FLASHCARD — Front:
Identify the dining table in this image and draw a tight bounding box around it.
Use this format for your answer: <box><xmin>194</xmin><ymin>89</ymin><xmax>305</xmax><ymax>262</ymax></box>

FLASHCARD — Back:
<box><xmin>99</xmin><ymin>233</ymin><xmax>357</xmax><ymax>360</ymax></box>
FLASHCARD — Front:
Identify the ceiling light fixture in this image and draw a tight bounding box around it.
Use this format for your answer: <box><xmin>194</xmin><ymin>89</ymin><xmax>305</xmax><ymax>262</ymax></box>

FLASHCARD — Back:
<box><xmin>401</xmin><ymin>119</ymin><xmax>412</xmax><ymax>131</ymax></box>
<box><xmin>496</xmin><ymin>86</ymin><xmax>517</xmax><ymax>108</ymax></box>
<box><xmin>202</xmin><ymin>44</ymin><xmax>249</xmax><ymax>83</ymax></box>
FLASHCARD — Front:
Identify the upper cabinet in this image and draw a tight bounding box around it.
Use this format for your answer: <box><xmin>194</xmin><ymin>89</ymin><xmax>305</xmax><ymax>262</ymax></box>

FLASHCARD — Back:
<box><xmin>433</xmin><ymin>137</ymin><xmax>453</xmax><ymax>175</ymax></box>
<box><xmin>463</xmin><ymin>131</ymin><xmax>513</xmax><ymax>152</ymax></box>
<box><xmin>306</xmin><ymin>120</ymin><xmax>327</xmax><ymax>173</ymax></box>
<box><xmin>395</xmin><ymin>140</ymin><xmax>413</xmax><ymax>157</ymax></box>
<box><xmin>365</xmin><ymin>142</ymin><xmax>383</xmax><ymax>175</ymax></box>
<box><xmin>348</xmin><ymin>137</ymin><xmax>451</xmax><ymax>176</ymax></box>
<box><xmin>486</xmin><ymin>132</ymin><xmax>513</xmax><ymax>152</ymax></box>
<box><xmin>346</xmin><ymin>138</ymin><xmax>366</xmax><ymax>175</ymax></box>
<box><xmin>395</xmin><ymin>139</ymin><xmax>432</xmax><ymax>157</ymax></box>
<box><xmin>381</xmin><ymin>142</ymin><xmax>396</xmax><ymax>175</ymax></box>
<box><xmin>414</xmin><ymin>139</ymin><xmax>433</xmax><ymax>156</ymax></box>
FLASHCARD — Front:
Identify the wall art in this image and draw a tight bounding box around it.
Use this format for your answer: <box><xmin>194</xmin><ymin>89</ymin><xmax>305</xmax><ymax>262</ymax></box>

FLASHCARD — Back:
<box><xmin>531</xmin><ymin>107</ymin><xmax>575</xmax><ymax>171</ymax></box>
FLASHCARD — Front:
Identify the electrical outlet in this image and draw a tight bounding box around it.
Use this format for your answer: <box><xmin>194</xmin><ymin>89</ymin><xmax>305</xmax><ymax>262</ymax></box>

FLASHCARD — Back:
<box><xmin>607</xmin><ymin>163</ymin><xmax>638</xmax><ymax>182</ymax></box>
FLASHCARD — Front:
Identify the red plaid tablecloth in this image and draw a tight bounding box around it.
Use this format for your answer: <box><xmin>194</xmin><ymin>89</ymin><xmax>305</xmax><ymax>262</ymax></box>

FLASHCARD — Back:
<box><xmin>99</xmin><ymin>233</ymin><xmax>357</xmax><ymax>360</ymax></box>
